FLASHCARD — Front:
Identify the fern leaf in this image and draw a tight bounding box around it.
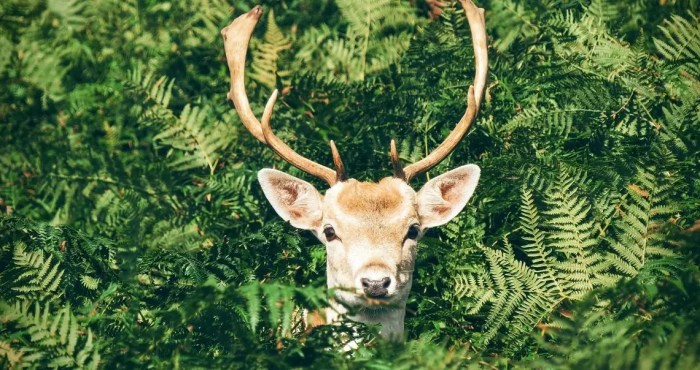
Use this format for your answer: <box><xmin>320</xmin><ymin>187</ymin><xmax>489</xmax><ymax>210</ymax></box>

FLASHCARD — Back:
<box><xmin>11</xmin><ymin>243</ymin><xmax>64</xmax><ymax>301</ymax></box>
<box><xmin>250</xmin><ymin>9</ymin><xmax>291</xmax><ymax>89</ymax></box>
<box><xmin>607</xmin><ymin>168</ymin><xmax>679</xmax><ymax>278</ymax></box>
<box><xmin>0</xmin><ymin>301</ymin><xmax>101</xmax><ymax>368</ymax></box>
<box><xmin>654</xmin><ymin>12</ymin><xmax>700</xmax><ymax>64</ymax></box>
<box><xmin>80</xmin><ymin>275</ymin><xmax>100</xmax><ymax>290</ymax></box>
<box><xmin>0</xmin><ymin>340</ymin><xmax>25</xmax><ymax>367</ymax></box>
<box><xmin>153</xmin><ymin>104</ymin><xmax>232</xmax><ymax>175</ymax></box>
<box><xmin>127</xmin><ymin>66</ymin><xmax>175</xmax><ymax>108</ymax></box>
<box><xmin>241</xmin><ymin>283</ymin><xmax>261</xmax><ymax>333</ymax></box>
<box><xmin>293</xmin><ymin>0</ymin><xmax>416</xmax><ymax>81</ymax></box>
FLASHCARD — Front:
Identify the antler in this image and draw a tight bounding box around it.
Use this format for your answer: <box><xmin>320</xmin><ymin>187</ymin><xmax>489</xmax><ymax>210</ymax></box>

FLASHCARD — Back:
<box><xmin>392</xmin><ymin>0</ymin><xmax>488</xmax><ymax>182</ymax></box>
<box><xmin>221</xmin><ymin>6</ymin><xmax>345</xmax><ymax>186</ymax></box>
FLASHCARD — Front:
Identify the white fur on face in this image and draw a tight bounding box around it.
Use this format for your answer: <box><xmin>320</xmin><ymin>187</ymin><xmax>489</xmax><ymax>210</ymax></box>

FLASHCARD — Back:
<box><xmin>321</xmin><ymin>178</ymin><xmax>419</xmax><ymax>309</ymax></box>
<box><xmin>257</xmin><ymin>166</ymin><xmax>480</xmax><ymax>313</ymax></box>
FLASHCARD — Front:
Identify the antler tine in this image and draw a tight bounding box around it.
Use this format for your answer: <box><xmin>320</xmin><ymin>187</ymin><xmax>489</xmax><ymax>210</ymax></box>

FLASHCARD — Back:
<box><xmin>221</xmin><ymin>6</ymin><xmax>341</xmax><ymax>186</ymax></box>
<box><xmin>330</xmin><ymin>140</ymin><xmax>347</xmax><ymax>182</ymax></box>
<box><xmin>390</xmin><ymin>139</ymin><xmax>405</xmax><ymax>179</ymax></box>
<box><xmin>397</xmin><ymin>0</ymin><xmax>488</xmax><ymax>182</ymax></box>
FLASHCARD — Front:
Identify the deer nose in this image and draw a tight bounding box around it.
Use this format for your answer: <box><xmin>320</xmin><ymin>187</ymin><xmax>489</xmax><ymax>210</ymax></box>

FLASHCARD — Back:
<box><xmin>361</xmin><ymin>277</ymin><xmax>391</xmax><ymax>298</ymax></box>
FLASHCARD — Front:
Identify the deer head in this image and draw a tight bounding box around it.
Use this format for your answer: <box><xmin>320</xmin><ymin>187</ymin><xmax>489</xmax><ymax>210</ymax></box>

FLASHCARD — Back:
<box><xmin>221</xmin><ymin>0</ymin><xmax>487</xmax><ymax>339</ymax></box>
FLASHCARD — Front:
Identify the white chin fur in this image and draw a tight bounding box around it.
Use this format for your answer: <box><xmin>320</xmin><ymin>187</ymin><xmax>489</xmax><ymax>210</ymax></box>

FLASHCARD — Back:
<box><xmin>334</xmin><ymin>289</ymin><xmax>406</xmax><ymax>310</ymax></box>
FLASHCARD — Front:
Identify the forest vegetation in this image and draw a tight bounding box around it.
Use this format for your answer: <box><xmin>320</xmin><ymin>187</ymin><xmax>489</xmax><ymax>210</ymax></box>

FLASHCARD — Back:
<box><xmin>0</xmin><ymin>0</ymin><xmax>699</xmax><ymax>368</ymax></box>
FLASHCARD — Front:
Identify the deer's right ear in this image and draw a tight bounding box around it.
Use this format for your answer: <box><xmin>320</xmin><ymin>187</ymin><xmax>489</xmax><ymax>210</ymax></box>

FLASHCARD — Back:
<box><xmin>258</xmin><ymin>169</ymin><xmax>323</xmax><ymax>230</ymax></box>
<box><xmin>416</xmin><ymin>164</ymin><xmax>480</xmax><ymax>228</ymax></box>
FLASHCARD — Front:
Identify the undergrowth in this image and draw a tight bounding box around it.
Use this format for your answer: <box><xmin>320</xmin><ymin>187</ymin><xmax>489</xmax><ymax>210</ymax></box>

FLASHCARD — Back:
<box><xmin>1</xmin><ymin>0</ymin><xmax>698</xmax><ymax>368</ymax></box>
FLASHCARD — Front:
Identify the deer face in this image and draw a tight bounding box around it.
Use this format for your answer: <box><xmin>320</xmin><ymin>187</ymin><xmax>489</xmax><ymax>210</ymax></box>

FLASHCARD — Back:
<box><xmin>258</xmin><ymin>165</ymin><xmax>480</xmax><ymax>308</ymax></box>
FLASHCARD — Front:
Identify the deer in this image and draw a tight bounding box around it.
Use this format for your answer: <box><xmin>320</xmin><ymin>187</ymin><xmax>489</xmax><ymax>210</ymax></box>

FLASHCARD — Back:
<box><xmin>221</xmin><ymin>0</ymin><xmax>487</xmax><ymax>340</ymax></box>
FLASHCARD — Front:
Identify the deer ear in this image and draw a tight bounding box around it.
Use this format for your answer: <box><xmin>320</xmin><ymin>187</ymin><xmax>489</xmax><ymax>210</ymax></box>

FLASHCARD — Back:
<box><xmin>417</xmin><ymin>164</ymin><xmax>480</xmax><ymax>228</ymax></box>
<box><xmin>258</xmin><ymin>169</ymin><xmax>324</xmax><ymax>230</ymax></box>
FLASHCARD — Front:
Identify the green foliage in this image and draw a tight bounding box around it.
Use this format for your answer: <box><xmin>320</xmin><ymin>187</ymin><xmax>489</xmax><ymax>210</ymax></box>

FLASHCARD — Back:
<box><xmin>608</xmin><ymin>168</ymin><xmax>679</xmax><ymax>276</ymax></box>
<box><xmin>7</xmin><ymin>242</ymin><xmax>64</xmax><ymax>302</ymax></box>
<box><xmin>525</xmin><ymin>241</ymin><xmax>700</xmax><ymax>369</ymax></box>
<box><xmin>1</xmin><ymin>0</ymin><xmax>698</xmax><ymax>368</ymax></box>
<box><xmin>292</xmin><ymin>0</ymin><xmax>419</xmax><ymax>81</ymax></box>
<box><xmin>455</xmin><ymin>167</ymin><xmax>683</xmax><ymax>353</ymax></box>
<box><xmin>250</xmin><ymin>9</ymin><xmax>292</xmax><ymax>89</ymax></box>
<box><xmin>153</xmin><ymin>104</ymin><xmax>233</xmax><ymax>174</ymax></box>
<box><xmin>0</xmin><ymin>301</ymin><xmax>101</xmax><ymax>369</ymax></box>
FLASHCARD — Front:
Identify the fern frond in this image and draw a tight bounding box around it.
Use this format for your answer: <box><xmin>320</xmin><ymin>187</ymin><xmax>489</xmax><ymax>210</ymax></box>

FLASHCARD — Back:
<box><xmin>0</xmin><ymin>340</ymin><xmax>25</xmax><ymax>368</ymax></box>
<box><xmin>250</xmin><ymin>9</ymin><xmax>291</xmax><ymax>89</ymax></box>
<box><xmin>654</xmin><ymin>12</ymin><xmax>700</xmax><ymax>65</ymax></box>
<box><xmin>293</xmin><ymin>0</ymin><xmax>417</xmax><ymax>81</ymax></box>
<box><xmin>500</xmin><ymin>106</ymin><xmax>577</xmax><ymax>137</ymax></box>
<box><xmin>47</xmin><ymin>0</ymin><xmax>89</xmax><ymax>31</ymax></box>
<box><xmin>544</xmin><ymin>171</ymin><xmax>604</xmax><ymax>291</ymax></box>
<box><xmin>153</xmin><ymin>104</ymin><xmax>233</xmax><ymax>175</ymax></box>
<box><xmin>0</xmin><ymin>301</ymin><xmax>100</xmax><ymax>369</ymax></box>
<box><xmin>519</xmin><ymin>187</ymin><xmax>566</xmax><ymax>298</ymax></box>
<box><xmin>238</xmin><ymin>281</ymin><xmax>323</xmax><ymax>339</ymax></box>
<box><xmin>487</xmin><ymin>0</ymin><xmax>539</xmax><ymax>53</ymax></box>
<box><xmin>607</xmin><ymin>168</ymin><xmax>680</xmax><ymax>278</ymax></box>
<box><xmin>126</xmin><ymin>66</ymin><xmax>175</xmax><ymax>109</ymax></box>
<box><xmin>458</xmin><ymin>170</ymin><xmax>638</xmax><ymax>353</ymax></box>
<box><xmin>80</xmin><ymin>275</ymin><xmax>100</xmax><ymax>290</ymax></box>
<box><xmin>147</xmin><ymin>220</ymin><xmax>207</xmax><ymax>252</ymax></box>
<box><xmin>453</xmin><ymin>269</ymin><xmax>495</xmax><ymax>314</ymax></box>
<box><xmin>19</xmin><ymin>41</ymin><xmax>68</xmax><ymax>102</ymax></box>
<box><xmin>11</xmin><ymin>242</ymin><xmax>64</xmax><ymax>302</ymax></box>
<box><xmin>479</xmin><ymin>242</ymin><xmax>561</xmax><ymax>347</ymax></box>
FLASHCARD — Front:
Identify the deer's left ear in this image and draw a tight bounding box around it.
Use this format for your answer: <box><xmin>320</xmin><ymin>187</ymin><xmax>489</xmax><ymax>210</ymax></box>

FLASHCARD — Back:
<box><xmin>417</xmin><ymin>164</ymin><xmax>480</xmax><ymax>228</ymax></box>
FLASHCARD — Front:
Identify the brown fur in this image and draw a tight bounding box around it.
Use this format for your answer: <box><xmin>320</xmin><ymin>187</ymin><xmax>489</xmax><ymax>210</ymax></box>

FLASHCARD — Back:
<box><xmin>303</xmin><ymin>309</ymin><xmax>327</xmax><ymax>333</ymax></box>
<box><xmin>336</xmin><ymin>178</ymin><xmax>403</xmax><ymax>215</ymax></box>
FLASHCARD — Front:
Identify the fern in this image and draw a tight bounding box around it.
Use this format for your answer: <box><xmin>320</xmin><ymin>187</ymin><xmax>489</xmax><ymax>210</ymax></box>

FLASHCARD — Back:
<box><xmin>0</xmin><ymin>35</ymin><xmax>11</xmax><ymax>75</ymax></box>
<box><xmin>250</xmin><ymin>9</ymin><xmax>292</xmax><ymax>89</ymax></box>
<box><xmin>454</xmin><ymin>163</ymin><xmax>687</xmax><ymax>353</ymax></box>
<box><xmin>201</xmin><ymin>169</ymin><xmax>261</xmax><ymax>221</ymax></box>
<box><xmin>654</xmin><ymin>11</ymin><xmax>700</xmax><ymax>80</ymax></box>
<box><xmin>148</xmin><ymin>220</ymin><xmax>208</xmax><ymax>252</ymax></box>
<box><xmin>180</xmin><ymin>0</ymin><xmax>231</xmax><ymax>45</ymax></box>
<box><xmin>46</xmin><ymin>0</ymin><xmax>89</xmax><ymax>32</ymax></box>
<box><xmin>453</xmin><ymin>269</ymin><xmax>494</xmax><ymax>315</ymax></box>
<box><xmin>470</xmin><ymin>175</ymin><xmax>602</xmax><ymax>350</ymax></box>
<box><xmin>0</xmin><ymin>301</ymin><xmax>100</xmax><ymax>369</ymax></box>
<box><xmin>519</xmin><ymin>187</ymin><xmax>567</xmax><ymax>299</ymax></box>
<box><xmin>607</xmin><ymin>168</ymin><xmax>679</xmax><ymax>278</ymax></box>
<box><xmin>543</xmin><ymin>170</ymin><xmax>608</xmax><ymax>295</ymax></box>
<box><xmin>79</xmin><ymin>276</ymin><xmax>100</xmax><ymax>291</ymax></box>
<box><xmin>499</xmin><ymin>106</ymin><xmax>602</xmax><ymax>138</ymax></box>
<box><xmin>153</xmin><ymin>104</ymin><xmax>233</xmax><ymax>175</ymax></box>
<box><xmin>126</xmin><ymin>66</ymin><xmax>177</xmax><ymax>130</ymax></box>
<box><xmin>127</xmin><ymin>66</ymin><xmax>175</xmax><ymax>109</ymax></box>
<box><xmin>658</xmin><ymin>90</ymin><xmax>700</xmax><ymax>154</ymax></box>
<box><xmin>9</xmin><ymin>242</ymin><xmax>64</xmax><ymax>302</ymax></box>
<box><xmin>527</xmin><ymin>262</ymin><xmax>700</xmax><ymax>370</ymax></box>
<box><xmin>477</xmin><ymin>241</ymin><xmax>562</xmax><ymax>349</ymax></box>
<box><xmin>19</xmin><ymin>41</ymin><xmax>68</xmax><ymax>103</ymax></box>
<box><xmin>293</xmin><ymin>0</ymin><xmax>417</xmax><ymax>81</ymax></box>
<box><xmin>487</xmin><ymin>0</ymin><xmax>540</xmax><ymax>53</ymax></box>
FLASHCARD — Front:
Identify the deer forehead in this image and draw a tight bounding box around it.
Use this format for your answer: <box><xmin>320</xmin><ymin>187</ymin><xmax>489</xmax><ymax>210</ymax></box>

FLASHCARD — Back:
<box><xmin>323</xmin><ymin>178</ymin><xmax>418</xmax><ymax>236</ymax></box>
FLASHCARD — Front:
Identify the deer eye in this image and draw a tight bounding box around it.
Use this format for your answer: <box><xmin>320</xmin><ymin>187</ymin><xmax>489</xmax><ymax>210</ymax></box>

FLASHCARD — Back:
<box><xmin>406</xmin><ymin>224</ymin><xmax>420</xmax><ymax>241</ymax></box>
<box><xmin>323</xmin><ymin>225</ymin><xmax>337</xmax><ymax>242</ymax></box>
